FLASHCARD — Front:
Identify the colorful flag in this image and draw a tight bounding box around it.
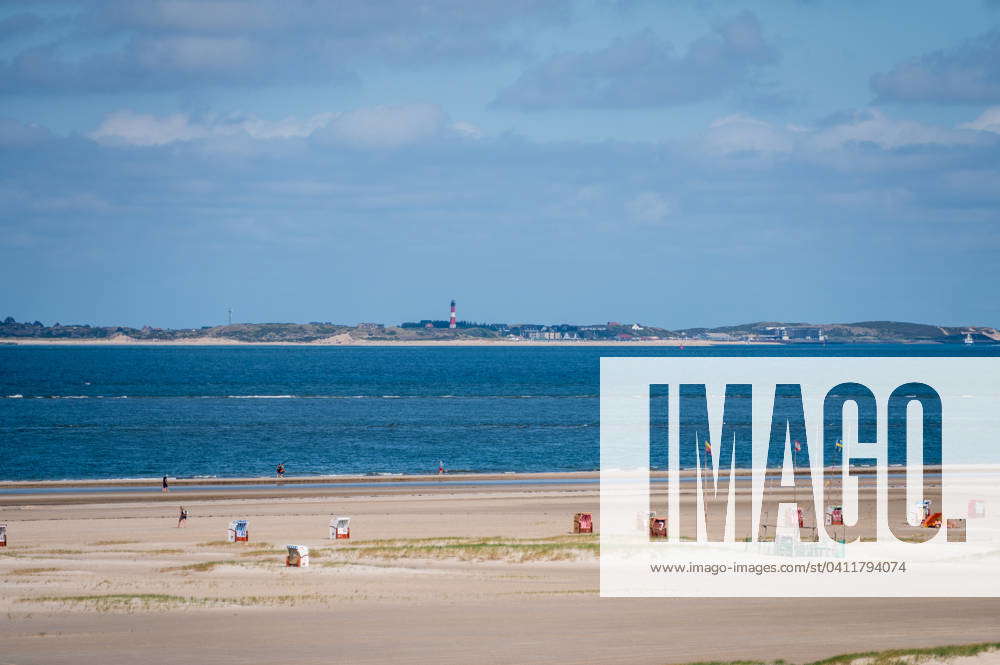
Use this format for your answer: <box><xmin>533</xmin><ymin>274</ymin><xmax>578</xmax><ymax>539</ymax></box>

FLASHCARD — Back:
<box><xmin>794</xmin><ymin>440</ymin><xmax>801</xmax><ymax>453</ymax></box>
<box><xmin>704</xmin><ymin>439</ymin><xmax>712</xmax><ymax>455</ymax></box>
<box><xmin>835</xmin><ymin>439</ymin><xmax>843</xmax><ymax>450</ymax></box>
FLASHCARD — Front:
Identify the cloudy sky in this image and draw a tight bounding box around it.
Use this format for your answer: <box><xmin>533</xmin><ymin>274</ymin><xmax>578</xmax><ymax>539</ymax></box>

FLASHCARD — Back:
<box><xmin>2</xmin><ymin>1</ymin><xmax>1000</xmax><ymax>328</ymax></box>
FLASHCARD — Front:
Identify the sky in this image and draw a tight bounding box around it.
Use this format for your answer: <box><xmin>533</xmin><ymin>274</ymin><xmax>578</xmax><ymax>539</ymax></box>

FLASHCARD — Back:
<box><xmin>2</xmin><ymin>1</ymin><xmax>1000</xmax><ymax>329</ymax></box>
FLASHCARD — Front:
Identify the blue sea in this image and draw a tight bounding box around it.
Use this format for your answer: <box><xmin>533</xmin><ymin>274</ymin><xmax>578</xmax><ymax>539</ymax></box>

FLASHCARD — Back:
<box><xmin>0</xmin><ymin>344</ymin><xmax>996</xmax><ymax>481</ymax></box>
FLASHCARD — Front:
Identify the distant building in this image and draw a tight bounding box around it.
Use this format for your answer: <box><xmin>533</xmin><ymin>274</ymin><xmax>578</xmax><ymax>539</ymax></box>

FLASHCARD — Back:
<box><xmin>786</xmin><ymin>326</ymin><xmax>823</xmax><ymax>340</ymax></box>
<box><xmin>525</xmin><ymin>329</ymin><xmax>558</xmax><ymax>340</ymax></box>
<box><xmin>578</xmin><ymin>324</ymin><xmax>612</xmax><ymax>340</ymax></box>
<box><xmin>753</xmin><ymin>326</ymin><xmax>787</xmax><ymax>341</ymax></box>
<box><xmin>518</xmin><ymin>325</ymin><xmax>581</xmax><ymax>341</ymax></box>
<box><xmin>358</xmin><ymin>322</ymin><xmax>385</xmax><ymax>332</ymax></box>
<box><xmin>751</xmin><ymin>325</ymin><xmax>825</xmax><ymax>342</ymax></box>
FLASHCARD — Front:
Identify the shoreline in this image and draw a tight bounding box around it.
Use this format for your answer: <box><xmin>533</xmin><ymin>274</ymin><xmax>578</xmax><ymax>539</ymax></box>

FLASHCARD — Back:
<box><xmin>0</xmin><ymin>336</ymin><xmax>772</xmax><ymax>347</ymax></box>
<box><xmin>0</xmin><ymin>471</ymin><xmax>599</xmax><ymax>489</ymax></box>
<box><xmin>2</xmin><ymin>337</ymin><xmax>986</xmax><ymax>347</ymax></box>
<box><xmin>0</xmin><ymin>465</ymin><xmax>966</xmax><ymax>489</ymax></box>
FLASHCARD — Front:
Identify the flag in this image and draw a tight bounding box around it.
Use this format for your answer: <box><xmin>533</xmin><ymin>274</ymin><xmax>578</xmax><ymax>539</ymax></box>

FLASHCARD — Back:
<box><xmin>704</xmin><ymin>439</ymin><xmax>712</xmax><ymax>455</ymax></box>
<box><xmin>794</xmin><ymin>440</ymin><xmax>801</xmax><ymax>453</ymax></box>
<box><xmin>835</xmin><ymin>439</ymin><xmax>843</xmax><ymax>450</ymax></box>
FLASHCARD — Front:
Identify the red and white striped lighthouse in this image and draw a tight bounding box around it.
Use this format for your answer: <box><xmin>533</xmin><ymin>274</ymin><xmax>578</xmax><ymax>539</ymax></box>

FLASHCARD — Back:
<box><xmin>449</xmin><ymin>300</ymin><xmax>457</xmax><ymax>329</ymax></box>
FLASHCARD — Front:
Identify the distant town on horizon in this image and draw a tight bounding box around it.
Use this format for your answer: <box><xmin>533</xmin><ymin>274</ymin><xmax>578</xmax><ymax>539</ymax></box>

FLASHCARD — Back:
<box><xmin>2</xmin><ymin>314</ymin><xmax>997</xmax><ymax>345</ymax></box>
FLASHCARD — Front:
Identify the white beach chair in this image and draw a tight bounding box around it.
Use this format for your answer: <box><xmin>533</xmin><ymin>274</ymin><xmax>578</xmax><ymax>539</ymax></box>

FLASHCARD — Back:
<box><xmin>286</xmin><ymin>544</ymin><xmax>309</xmax><ymax>567</ymax></box>
<box><xmin>227</xmin><ymin>519</ymin><xmax>249</xmax><ymax>542</ymax></box>
<box><xmin>332</xmin><ymin>516</ymin><xmax>351</xmax><ymax>539</ymax></box>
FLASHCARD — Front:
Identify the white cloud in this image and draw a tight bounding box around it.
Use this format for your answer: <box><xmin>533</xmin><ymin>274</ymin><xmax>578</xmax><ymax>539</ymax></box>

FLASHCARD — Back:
<box><xmin>89</xmin><ymin>105</ymin><xmax>481</xmax><ymax>148</ymax></box>
<box><xmin>701</xmin><ymin>108</ymin><xmax>987</xmax><ymax>158</ymax></box>
<box><xmin>315</xmin><ymin>104</ymin><xmax>451</xmax><ymax>148</ymax></box>
<box><xmin>90</xmin><ymin>111</ymin><xmax>206</xmax><ymax>146</ymax></box>
<box><xmin>89</xmin><ymin>109</ymin><xmax>335</xmax><ymax>146</ymax></box>
<box><xmin>806</xmin><ymin>109</ymin><xmax>978</xmax><ymax>150</ymax></box>
<box><xmin>703</xmin><ymin>114</ymin><xmax>793</xmax><ymax>154</ymax></box>
<box><xmin>625</xmin><ymin>192</ymin><xmax>674</xmax><ymax>223</ymax></box>
<box><xmin>960</xmin><ymin>107</ymin><xmax>1000</xmax><ymax>134</ymax></box>
<box><xmin>452</xmin><ymin>121</ymin><xmax>485</xmax><ymax>140</ymax></box>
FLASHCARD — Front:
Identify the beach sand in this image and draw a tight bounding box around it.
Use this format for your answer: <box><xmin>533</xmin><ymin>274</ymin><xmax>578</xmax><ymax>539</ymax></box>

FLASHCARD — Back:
<box><xmin>1</xmin><ymin>477</ymin><xmax>997</xmax><ymax>665</ymax></box>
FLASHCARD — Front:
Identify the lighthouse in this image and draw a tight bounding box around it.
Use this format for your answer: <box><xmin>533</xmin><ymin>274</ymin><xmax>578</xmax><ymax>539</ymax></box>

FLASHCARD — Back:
<box><xmin>449</xmin><ymin>300</ymin><xmax>457</xmax><ymax>329</ymax></box>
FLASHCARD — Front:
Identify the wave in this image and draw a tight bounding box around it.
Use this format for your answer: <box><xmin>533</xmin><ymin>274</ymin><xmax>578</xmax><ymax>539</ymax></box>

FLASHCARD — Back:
<box><xmin>2</xmin><ymin>422</ymin><xmax>600</xmax><ymax>431</ymax></box>
<box><xmin>1</xmin><ymin>393</ymin><xmax>600</xmax><ymax>400</ymax></box>
<box><xmin>226</xmin><ymin>395</ymin><xmax>295</xmax><ymax>399</ymax></box>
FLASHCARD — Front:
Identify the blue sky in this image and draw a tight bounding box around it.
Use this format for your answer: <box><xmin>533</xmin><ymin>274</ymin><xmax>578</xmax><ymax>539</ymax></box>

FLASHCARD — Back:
<box><xmin>2</xmin><ymin>1</ymin><xmax>1000</xmax><ymax>329</ymax></box>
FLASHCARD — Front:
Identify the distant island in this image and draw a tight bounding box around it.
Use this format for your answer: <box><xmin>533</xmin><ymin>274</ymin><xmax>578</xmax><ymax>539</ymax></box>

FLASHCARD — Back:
<box><xmin>1</xmin><ymin>316</ymin><xmax>997</xmax><ymax>346</ymax></box>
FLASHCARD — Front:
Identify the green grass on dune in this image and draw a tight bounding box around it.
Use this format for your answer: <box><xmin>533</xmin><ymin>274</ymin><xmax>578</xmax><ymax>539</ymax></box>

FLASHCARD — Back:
<box><xmin>25</xmin><ymin>593</ymin><xmax>321</xmax><ymax>611</ymax></box>
<box><xmin>667</xmin><ymin>642</ymin><xmax>1000</xmax><ymax>665</ymax></box>
<box><xmin>225</xmin><ymin>535</ymin><xmax>599</xmax><ymax>563</ymax></box>
<box><xmin>327</xmin><ymin>536</ymin><xmax>598</xmax><ymax>563</ymax></box>
<box><xmin>810</xmin><ymin>642</ymin><xmax>1000</xmax><ymax>665</ymax></box>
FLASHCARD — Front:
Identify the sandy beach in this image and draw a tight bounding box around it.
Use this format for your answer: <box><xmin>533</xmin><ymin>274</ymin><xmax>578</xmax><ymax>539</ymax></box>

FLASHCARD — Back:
<box><xmin>1</xmin><ymin>476</ymin><xmax>997</xmax><ymax>665</ymax></box>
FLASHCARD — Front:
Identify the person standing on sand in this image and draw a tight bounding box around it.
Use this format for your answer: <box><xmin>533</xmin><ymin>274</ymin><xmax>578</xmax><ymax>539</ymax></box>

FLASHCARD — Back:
<box><xmin>438</xmin><ymin>460</ymin><xmax>445</xmax><ymax>475</ymax></box>
<box><xmin>177</xmin><ymin>506</ymin><xmax>188</xmax><ymax>527</ymax></box>
<box><xmin>162</xmin><ymin>475</ymin><xmax>169</xmax><ymax>492</ymax></box>
<box><xmin>276</xmin><ymin>463</ymin><xmax>285</xmax><ymax>478</ymax></box>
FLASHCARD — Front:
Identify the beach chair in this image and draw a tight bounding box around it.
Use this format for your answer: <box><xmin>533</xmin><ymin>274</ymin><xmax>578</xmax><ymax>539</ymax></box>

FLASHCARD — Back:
<box><xmin>0</xmin><ymin>523</ymin><xmax>6</xmax><ymax>547</ymax></box>
<box><xmin>921</xmin><ymin>512</ymin><xmax>942</xmax><ymax>529</ymax></box>
<box><xmin>907</xmin><ymin>500</ymin><xmax>932</xmax><ymax>526</ymax></box>
<box><xmin>824</xmin><ymin>506</ymin><xmax>843</xmax><ymax>526</ymax></box>
<box><xmin>286</xmin><ymin>545</ymin><xmax>309</xmax><ymax>567</ymax></box>
<box><xmin>227</xmin><ymin>519</ymin><xmax>249</xmax><ymax>542</ymax></box>
<box><xmin>649</xmin><ymin>517</ymin><xmax>667</xmax><ymax>538</ymax></box>
<box><xmin>573</xmin><ymin>512</ymin><xmax>593</xmax><ymax>534</ymax></box>
<box><xmin>332</xmin><ymin>517</ymin><xmax>351</xmax><ymax>540</ymax></box>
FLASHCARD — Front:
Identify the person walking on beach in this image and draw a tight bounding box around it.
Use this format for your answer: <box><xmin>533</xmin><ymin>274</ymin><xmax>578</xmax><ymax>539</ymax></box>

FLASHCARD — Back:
<box><xmin>438</xmin><ymin>460</ymin><xmax>445</xmax><ymax>475</ymax></box>
<box><xmin>162</xmin><ymin>475</ymin><xmax>169</xmax><ymax>492</ymax></box>
<box><xmin>276</xmin><ymin>463</ymin><xmax>285</xmax><ymax>478</ymax></box>
<box><xmin>177</xmin><ymin>506</ymin><xmax>188</xmax><ymax>528</ymax></box>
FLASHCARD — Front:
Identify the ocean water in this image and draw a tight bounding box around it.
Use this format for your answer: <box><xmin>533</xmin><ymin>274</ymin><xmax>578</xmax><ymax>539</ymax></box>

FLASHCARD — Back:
<box><xmin>0</xmin><ymin>344</ymin><xmax>995</xmax><ymax>481</ymax></box>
